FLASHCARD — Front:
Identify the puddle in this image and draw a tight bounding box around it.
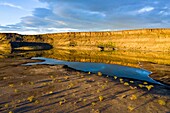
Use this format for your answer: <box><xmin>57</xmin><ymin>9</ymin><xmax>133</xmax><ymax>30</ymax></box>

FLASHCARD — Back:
<box><xmin>25</xmin><ymin>57</ymin><xmax>163</xmax><ymax>85</ymax></box>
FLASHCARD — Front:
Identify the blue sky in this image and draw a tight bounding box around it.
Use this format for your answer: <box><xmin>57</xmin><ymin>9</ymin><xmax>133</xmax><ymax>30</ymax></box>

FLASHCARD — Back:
<box><xmin>0</xmin><ymin>0</ymin><xmax>170</xmax><ymax>34</ymax></box>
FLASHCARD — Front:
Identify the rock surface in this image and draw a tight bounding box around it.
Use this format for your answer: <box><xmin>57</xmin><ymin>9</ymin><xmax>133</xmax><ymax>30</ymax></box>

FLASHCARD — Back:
<box><xmin>1</xmin><ymin>28</ymin><xmax>170</xmax><ymax>52</ymax></box>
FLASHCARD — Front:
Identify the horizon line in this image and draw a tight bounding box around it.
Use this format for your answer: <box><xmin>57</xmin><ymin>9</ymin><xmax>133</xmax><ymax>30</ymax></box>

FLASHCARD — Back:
<box><xmin>0</xmin><ymin>28</ymin><xmax>170</xmax><ymax>35</ymax></box>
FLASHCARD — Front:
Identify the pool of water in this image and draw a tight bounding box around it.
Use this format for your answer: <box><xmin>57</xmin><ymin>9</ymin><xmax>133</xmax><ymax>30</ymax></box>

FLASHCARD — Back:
<box><xmin>24</xmin><ymin>57</ymin><xmax>163</xmax><ymax>85</ymax></box>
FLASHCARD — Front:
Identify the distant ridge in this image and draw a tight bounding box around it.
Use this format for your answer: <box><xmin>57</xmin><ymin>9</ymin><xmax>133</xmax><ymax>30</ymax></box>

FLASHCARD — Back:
<box><xmin>0</xmin><ymin>28</ymin><xmax>170</xmax><ymax>35</ymax></box>
<box><xmin>1</xmin><ymin>28</ymin><xmax>170</xmax><ymax>54</ymax></box>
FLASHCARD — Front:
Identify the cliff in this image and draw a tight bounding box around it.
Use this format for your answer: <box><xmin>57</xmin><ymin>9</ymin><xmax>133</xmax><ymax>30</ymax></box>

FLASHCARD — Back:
<box><xmin>0</xmin><ymin>28</ymin><xmax>170</xmax><ymax>54</ymax></box>
<box><xmin>0</xmin><ymin>33</ymin><xmax>11</xmax><ymax>54</ymax></box>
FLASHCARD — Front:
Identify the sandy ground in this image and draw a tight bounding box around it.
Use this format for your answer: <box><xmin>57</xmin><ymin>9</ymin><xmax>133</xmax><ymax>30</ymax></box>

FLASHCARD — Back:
<box><xmin>139</xmin><ymin>62</ymin><xmax>170</xmax><ymax>85</ymax></box>
<box><xmin>0</xmin><ymin>58</ymin><xmax>170</xmax><ymax>113</ymax></box>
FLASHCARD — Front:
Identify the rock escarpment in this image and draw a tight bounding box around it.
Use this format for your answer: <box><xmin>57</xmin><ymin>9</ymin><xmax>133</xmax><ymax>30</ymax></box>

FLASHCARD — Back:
<box><xmin>0</xmin><ymin>28</ymin><xmax>170</xmax><ymax>54</ymax></box>
<box><xmin>0</xmin><ymin>33</ymin><xmax>11</xmax><ymax>54</ymax></box>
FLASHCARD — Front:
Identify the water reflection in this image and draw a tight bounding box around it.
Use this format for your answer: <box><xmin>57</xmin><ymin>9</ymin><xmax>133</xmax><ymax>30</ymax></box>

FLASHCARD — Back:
<box><xmin>25</xmin><ymin>57</ymin><xmax>162</xmax><ymax>85</ymax></box>
<box><xmin>2</xmin><ymin>48</ymin><xmax>169</xmax><ymax>84</ymax></box>
<box><xmin>6</xmin><ymin>48</ymin><xmax>169</xmax><ymax>68</ymax></box>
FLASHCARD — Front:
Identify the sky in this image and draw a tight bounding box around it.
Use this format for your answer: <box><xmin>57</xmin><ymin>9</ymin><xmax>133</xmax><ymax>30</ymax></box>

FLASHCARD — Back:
<box><xmin>0</xmin><ymin>0</ymin><xmax>170</xmax><ymax>34</ymax></box>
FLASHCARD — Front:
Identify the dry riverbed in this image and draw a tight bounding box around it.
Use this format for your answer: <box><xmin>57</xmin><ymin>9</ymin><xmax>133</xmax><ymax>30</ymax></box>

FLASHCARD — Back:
<box><xmin>0</xmin><ymin>58</ymin><xmax>170</xmax><ymax>113</ymax></box>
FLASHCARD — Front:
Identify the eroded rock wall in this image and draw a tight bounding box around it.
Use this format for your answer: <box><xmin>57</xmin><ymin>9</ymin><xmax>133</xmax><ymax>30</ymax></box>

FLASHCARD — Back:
<box><xmin>1</xmin><ymin>28</ymin><xmax>170</xmax><ymax>52</ymax></box>
<box><xmin>0</xmin><ymin>33</ymin><xmax>11</xmax><ymax>54</ymax></box>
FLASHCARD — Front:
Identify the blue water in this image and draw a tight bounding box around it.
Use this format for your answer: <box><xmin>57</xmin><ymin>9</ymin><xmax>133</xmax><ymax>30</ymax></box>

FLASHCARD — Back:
<box><xmin>25</xmin><ymin>57</ymin><xmax>163</xmax><ymax>85</ymax></box>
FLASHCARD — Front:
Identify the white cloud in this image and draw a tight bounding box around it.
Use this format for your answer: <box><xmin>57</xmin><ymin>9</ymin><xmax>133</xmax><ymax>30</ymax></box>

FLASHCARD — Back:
<box><xmin>137</xmin><ymin>6</ymin><xmax>154</xmax><ymax>14</ymax></box>
<box><xmin>29</xmin><ymin>27</ymin><xmax>78</xmax><ymax>34</ymax></box>
<box><xmin>44</xmin><ymin>18</ymin><xmax>67</xmax><ymax>26</ymax></box>
<box><xmin>46</xmin><ymin>28</ymin><xmax>78</xmax><ymax>32</ymax></box>
<box><xmin>82</xmin><ymin>10</ymin><xmax>106</xmax><ymax>17</ymax></box>
<box><xmin>0</xmin><ymin>25</ymin><xmax>78</xmax><ymax>34</ymax></box>
<box><xmin>159</xmin><ymin>11</ymin><xmax>170</xmax><ymax>16</ymax></box>
<box><xmin>0</xmin><ymin>2</ymin><xmax>23</xmax><ymax>9</ymax></box>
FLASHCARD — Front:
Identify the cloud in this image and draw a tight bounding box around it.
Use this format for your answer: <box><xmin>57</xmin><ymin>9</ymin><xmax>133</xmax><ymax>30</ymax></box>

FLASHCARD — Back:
<box><xmin>159</xmin><ymin>11</ymin><xmax>170</xmax><ymax>16</ymax></box>
<box><xmin>158</xmin><ymin>7</ymin><xmax>170</xmax><ymax>16</ymax></box>
<box><xmin>0</xmin><ymin>24</ymin><xmax>78</xmax><ymax>35</ymax></box>
<box><xmin>0</xmin><ymin>2</ymin><xmax>23</xmax><ymax>9</ymax></box>
<box><xmin>137</xmin><ymin>6</ymin><xmax>154</xmax><ymax>14</ymax></box>
<box><xmin>0</xmin><ymin>0</ymin><xmax>170</xmax><ymax>34</ymax></box>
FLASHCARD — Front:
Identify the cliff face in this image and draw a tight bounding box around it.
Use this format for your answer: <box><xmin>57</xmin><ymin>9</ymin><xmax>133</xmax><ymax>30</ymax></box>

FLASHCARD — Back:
<box><xmin>0</xmin><ymin>33</ymin><xmax>11</xmax><ymax>54</ymax></box>
<box><xmin>1</xmin><ymin>28</ymin><xmax>170</xmax><ymax>53</ymax></box>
